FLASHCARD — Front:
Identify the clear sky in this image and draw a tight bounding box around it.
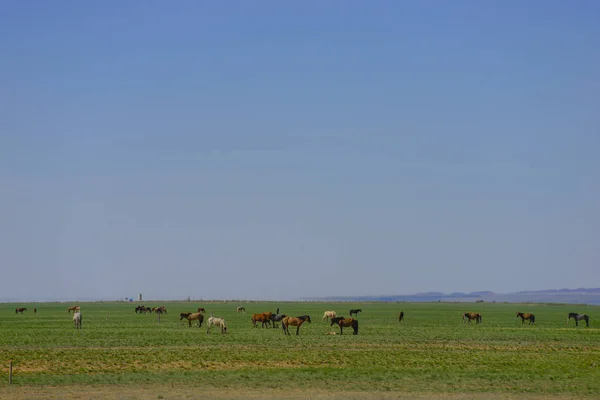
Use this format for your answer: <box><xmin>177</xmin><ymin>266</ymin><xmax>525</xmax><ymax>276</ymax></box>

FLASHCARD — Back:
<box><xmin>1</xmin><ymin>2</ymin><xmax>598</xmax><ymax>302</ymax></box>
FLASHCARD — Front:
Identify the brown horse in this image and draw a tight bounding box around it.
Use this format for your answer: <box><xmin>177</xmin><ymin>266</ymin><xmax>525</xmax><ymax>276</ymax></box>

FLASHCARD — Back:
<box><xmin>330</xmin><ymin>316</ymin><xmax>359</xmax><ymax>335</ymax></box>
<box><xmin>252</xmin><ymin>312</ymin><xmax>273</xmax><ymax>328</ymax></box>
<box><xmin>67</xmin><ymin>305</ymin><xmax>80</xmax><ymax>314</ymax></box>
<box><xmin>281</xmin><ymin>315</ymin><xmax>311</xmax><ymax>335</ymax></box>
<box><xmin>398</xmin><ymin>311</ymin><xmax>405</xmax><ymax>322</ymax></box>
<box><xmin>516</xmin><ymin>312</ymin><xmax>535</xmax><ymax>325</ymax></box>
<box><xmin>181</xmin><ymin>312</ymin><xmax>204</xmax><ymax>327</ymax></box>
<box><xmin>197</xmin><ymin>307</ymin><xmax>206</xmax><ymax>314</ymax></box>
<box><xmin>462</xmin><ymin>312</ymin><xmax>482</xmax><ymax>324</ymax></box>
<box><xmin>15</xmin><ymin>308</ymin><xmax>27</xmax><ymax>314</ymax></box>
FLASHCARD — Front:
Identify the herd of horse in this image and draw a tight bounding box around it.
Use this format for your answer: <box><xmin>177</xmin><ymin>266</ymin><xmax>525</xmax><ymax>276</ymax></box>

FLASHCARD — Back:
<box><xmin>13</xmin><ymin>305</ymin><xmax>592</xmax><ymax>331</ymax></box>
<box><xmin>135</xmin><ymin>305</ymin><xmax>167</xmax><ymax>314</ymax></box>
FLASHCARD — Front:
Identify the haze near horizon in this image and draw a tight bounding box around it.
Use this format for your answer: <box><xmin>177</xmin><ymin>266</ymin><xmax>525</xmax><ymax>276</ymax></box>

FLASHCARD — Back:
<box><xmin>1</xmin><ymin>2</ymin><xmax>599</xmax><ymax>302</ymax></box>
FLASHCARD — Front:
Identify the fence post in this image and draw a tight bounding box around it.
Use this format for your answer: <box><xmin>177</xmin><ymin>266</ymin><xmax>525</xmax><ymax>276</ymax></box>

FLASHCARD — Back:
<box><xmin>9</xmin><ymin>360</ymin><xmax>13</xmax><ymax>385</ymax></box>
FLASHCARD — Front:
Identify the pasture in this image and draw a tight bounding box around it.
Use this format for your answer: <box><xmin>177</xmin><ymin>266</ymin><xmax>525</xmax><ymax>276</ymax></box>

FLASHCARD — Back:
<box><xmin>0</xmin><ymin>301</ymin><xmax>599</xmax><ymax>399</ymax></box>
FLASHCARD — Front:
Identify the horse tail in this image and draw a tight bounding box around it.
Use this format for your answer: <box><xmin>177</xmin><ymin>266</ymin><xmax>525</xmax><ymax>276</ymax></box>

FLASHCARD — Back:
<box><xmin>531</xmin><ymin>315</ymin><xmax>535</xmax><ymax>324</ymax></box>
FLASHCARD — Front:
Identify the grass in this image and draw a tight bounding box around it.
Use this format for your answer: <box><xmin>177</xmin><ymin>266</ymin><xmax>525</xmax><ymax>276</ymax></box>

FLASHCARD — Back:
<box><xmin>0</xmin><ymin>301</ymin><xmax>598</xmax><ymax>398</ymax></box>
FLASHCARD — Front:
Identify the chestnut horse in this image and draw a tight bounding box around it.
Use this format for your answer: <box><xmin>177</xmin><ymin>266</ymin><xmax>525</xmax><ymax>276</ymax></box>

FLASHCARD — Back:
<box><xmin>15</xmin><ymin>308</ymin><xmax>27</xmax><ymax>314</ymax></box>
<box><xmin>197</xmin><ymin>307</ymin><xmax>206</xmax><ymax>314</ymax></box>
<box><xmin>181</xmin><ymin>312</ymin><xmax>204</xmax><ymax>327</ymax></box>
<box><xmin>67</xmin><ymin>305</ymin><xmax>80</xmax><ymax>314</ymax></box>
<box><xmin>251</xmin><ymin>312</ymin><xmax>273</xmax><ymax>328</ymax></box>
<box><xmin>516</xmin><ymin>312</ymin><xmax>535</xmax><ymax>325</ymax></box>
<box><xmin>462</xmin><ymin>312</ymin><xmax>482</xmax><ymax>324</ymax></box>
<box><xmin>330</xmin><ymin>316</ymin><xmax>359</xmax><ymax>335</ymax></box>
<box><xmin>282</xmin><ymin>315</ymin><xmax>311</xmax><ymax>336</ymax></box>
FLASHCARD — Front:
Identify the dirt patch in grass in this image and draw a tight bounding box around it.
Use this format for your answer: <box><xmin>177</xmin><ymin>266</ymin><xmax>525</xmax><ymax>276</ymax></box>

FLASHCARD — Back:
<box><xmin>0</xmin><ymin>385</ymin><xmax>592</xmax><ymax>400</ymax></box>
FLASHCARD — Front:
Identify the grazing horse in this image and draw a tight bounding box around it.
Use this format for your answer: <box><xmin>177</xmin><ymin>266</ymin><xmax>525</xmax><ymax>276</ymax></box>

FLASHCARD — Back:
<box><xmin>197</xmin><ymin>307</ymin><xmax>206</xmax><ymax>314</ymax></box>
<box><xmin>135</xmin><ymin>305</ymin><xmax>151</xmax><ymax>314</ymax></box>
<box><xmin>15</xmin><ymin>308</ymin><xmax>27</xmax><ymax>314</ymax></box>
<box><xmin>399</xmin><ymin>311</ymin><xmax>405</xmax><ymax>322</ymax></box>
<box><xmin>67</xmin><ymin>305</ymin><xmax>80</xmax><ymax>314</ymax></box>
<box><xmin>73</xmin><ymin>312</ymin><xmax>82</xmax><ymax>329</ymax></box>
<box><xmin>281</xmin><ymin>315</ymin><xmax>311</xmax><ymax>336</ymax></box>
<box><xmin>516</xmin><ymin>312</ymin><xmax>535</xmax><ymax>325</ymax></box>
<box><xmin>237</xmin><ymin>306</ymin><xmax>246</xmax><ymax>313</ymax></box>
<box><xmin>251</xmin><ymin>312</ymin><xmax>273</xmax><ymax>328</ymax></box>
<box><xmin>349</xmin><ymin>309</ymin><xmax>362</xmax><ymax>317</ymax></box>
<box><xmin>462</xmin><ymin>312</ymin><xmax>482</xmax><ymax>324</ymax></box>
<box><xmin>181</xmin><ymin>312</ymin><xmax>204</xmax><ymax>327</ymax></box>
<box><xmin>568</xmin><ymin>313</ymin><xmax>590</xmax><ymax>327</ymax></box>
<box><xmin>330</xmin><ymin>316</ymin><xmax>359</xmax><ymax>335</ymax></box>
<box><xmin>322</xmin><ymin>311</ymin><xmax>337</xmax><ymax>322</ymax></box>
<box><xmin>269</xmin><ymin>313</ymin><xmax>287</xmax><ymax>329</ymax></box>
<box><xmin>207</xmin><ymin>317</ymin><xmax>227</xmax><ymax>334</ymax></box>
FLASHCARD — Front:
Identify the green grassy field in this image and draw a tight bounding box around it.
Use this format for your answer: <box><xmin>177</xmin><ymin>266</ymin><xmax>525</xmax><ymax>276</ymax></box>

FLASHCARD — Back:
<box><xmin>0</xmin><ymin>301</ymin><xmax>598</xmax><ymax>398</ymax></box>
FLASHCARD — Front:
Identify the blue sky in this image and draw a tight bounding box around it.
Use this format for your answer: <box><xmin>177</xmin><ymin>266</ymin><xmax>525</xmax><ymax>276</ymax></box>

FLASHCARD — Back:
<box><xmin>1</xmin><ymin>2</ymin><xmax>598</xmax><ymax>301</ymax></box>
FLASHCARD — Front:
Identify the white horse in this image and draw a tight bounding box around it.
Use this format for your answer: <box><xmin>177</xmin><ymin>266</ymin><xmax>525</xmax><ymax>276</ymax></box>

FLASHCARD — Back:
<box><xmin>322</xmin><ymin>311</ymin><xmax>337</xmax><ymax>322</ymax></box>
<box><xmin>207</xmin><ymin>316</ymin><xmax>227</xmax><ymax>334</ymax></box>
<box><xmin>73</xmin><ymin>312</ymin><xmax>82</xmax><ymax>329</ymax></box>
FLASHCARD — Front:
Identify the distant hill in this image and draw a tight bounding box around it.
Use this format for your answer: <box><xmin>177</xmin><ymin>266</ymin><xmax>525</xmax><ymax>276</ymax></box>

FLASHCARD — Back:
<box><xmin>303</xmin><ymin>288</ymin><xmax>600</xmax><ymax>305</ymax></box>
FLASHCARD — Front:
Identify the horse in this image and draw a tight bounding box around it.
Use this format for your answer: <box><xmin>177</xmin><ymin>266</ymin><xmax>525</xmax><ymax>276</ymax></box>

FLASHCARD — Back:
<box><xmin>516</xmin><ymin>312</ymin><xmax>535</xmax><ymax>325</ymax></box>
<box><xmin>462</xmin><ymin>312</ymin><xmax>482</xmax><ymax>324</ymax></box>
<box><xmin>330</xmin><ymin>316</ymin><xmax>359</xmax><ymax>335</ymax></box>
<box><xmin>349</xmin><ymin>309</ymin><xmax>362</xmax><ymax>317</ymax></box>
<box><xmin>73</xmin><ymin>312</ymin><xmax>82</xmax><ymax>329</ymax></box>
<box><xmin>67</xmin><ymin>305</ymin><xmax>80</xmax><ymax>314</ymax></box>
<box><xmin>322</xmin><ymin>311</ymin><xmax>337</xmax><ymax>322</ymax></box>
<box><xmin>568</xmin><ymin>313</ymin><xmax>590</xmax><ymax>327</ymax></box>
<box><xmin>399</xmin><ymin>311</ymin><xmax>405</xmax><ymax>322</ymax></box>
<box><xmin>15</xmin><ymin>308</ymin><xmax>27</xmax><ymax>314</ymax></box>
<box><xmin>197</xmin><ymin>307</ymin><xmax>206</xmax><ymax>314</ymax></box>
<box><xmin>269</xmin><ymin>313</ymin><xmax>287</xmax><ymax>329</ymax></box>
<box><xmin>181</xmin><ymin>312</ymin><xmax>204</xmax><ymax>327</ymax></box>
<box><xmin>34</xmin><ymin>308</ymin><xmax>37</xmax><ymax>314</ymax></box>
<box><xmin>207</xmin><ymin>317</ymin><xmax>227</xmax><ymax>334</ymax></box>
<box><xmin>237</xmin><ymin>306</ymin><xmax>246</xmax><ymax>313</ymax></box>
<box><xmin>251</xmin><ymin>312</ymin><xmax>273</xmax><ymax>328</ymax></box>
<box><xmin>281</xmin><ymin>315</ymin><xmax>311</xmax><ymax>336</ymax></box>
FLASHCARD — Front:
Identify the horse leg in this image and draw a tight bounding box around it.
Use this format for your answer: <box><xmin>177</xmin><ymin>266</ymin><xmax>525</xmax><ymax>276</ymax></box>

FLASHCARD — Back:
<box><xmin>339</xmin><ymin>325</ymin><xmax>343</xmax><ymax>335</ymax></box>
<box><xmin>296</xmin><ymin>325</ymin><xmax>300</xmax><ymax>335</ymax></box>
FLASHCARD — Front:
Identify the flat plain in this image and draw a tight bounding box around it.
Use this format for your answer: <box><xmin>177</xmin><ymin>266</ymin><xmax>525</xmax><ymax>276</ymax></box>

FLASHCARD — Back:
<box><xmin>0</xmin><ymin>301</ymin><xmax>598</xmax><ymax>399</ymax></box>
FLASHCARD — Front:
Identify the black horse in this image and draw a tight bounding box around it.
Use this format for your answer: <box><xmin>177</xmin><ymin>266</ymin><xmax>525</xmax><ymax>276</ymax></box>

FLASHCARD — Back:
<box><xmin>568</xmin><ymin>313</ymin><xmax>589</xmax><ymax>327</ymax></box>
<box><xmin>349</xmin><ymin>309</ymin><xmax>362</xmax><ymax>317</ymax></box>
<box><xmin>269</xmin><ymin>313</ymin><xmax>287</xmax><ymax>329</ymax></box>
